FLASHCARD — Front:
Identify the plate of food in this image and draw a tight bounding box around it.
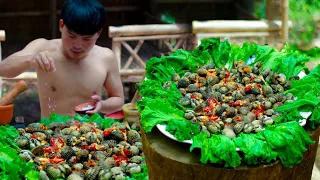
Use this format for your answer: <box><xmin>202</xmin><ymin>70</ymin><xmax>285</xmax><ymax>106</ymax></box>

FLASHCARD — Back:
<box><xmin>156</xmin><ymin>67</ymin><xmax>312</xmax><ymax>146</ymax></box>
<box><xmin>139</xmin><ymin>38</ymin><xmax>319</xmax><ymax>168</ymax></box>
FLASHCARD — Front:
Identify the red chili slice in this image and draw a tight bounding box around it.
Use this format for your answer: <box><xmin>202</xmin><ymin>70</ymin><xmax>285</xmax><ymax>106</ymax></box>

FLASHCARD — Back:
<box><xmin>245</xmin><ymin>85</ymin><xmax>252</xmax><ymax>93</ymax></box>
<box><xmin>253</xmin><ymin>109</ymin><xmax>264</xmax><ymax>117</ymax></box>
<box><xmin>49</xmin><ymin>156</ymin><xmax>64</xmax><ymax>164</ymax></box>
<box><xmin>112</xmin><ymin>155</ymin><xmax>129</xmax><ymax>166</ymax></box>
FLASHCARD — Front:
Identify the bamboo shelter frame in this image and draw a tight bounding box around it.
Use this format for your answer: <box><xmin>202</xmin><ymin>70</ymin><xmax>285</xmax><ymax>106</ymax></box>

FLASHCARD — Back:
<box><xmin>109</xmin><ymin>24</ymin><xmax>194</xmax><ymax>82</ymax></box>
<box><xmin>1</xmin><ymin>0</ymin><xmax>290</xmax><ymax>85</ymax></box>
<box><xmin>193</xmin><ymin>0</ymin><xmax>290</xmax><ymax>46</ymax></box>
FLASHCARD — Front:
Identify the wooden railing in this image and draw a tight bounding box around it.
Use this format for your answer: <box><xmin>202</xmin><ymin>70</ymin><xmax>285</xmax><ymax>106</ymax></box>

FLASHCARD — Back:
<box><xmin>108</xmin><ymin>24</ymin><xmax>194</xmax><ymax>82</ymax></box>
<box><xmin>192</xmin><ymin>20</ymin><xmax>292</xmax><ymax>46</ymax></box>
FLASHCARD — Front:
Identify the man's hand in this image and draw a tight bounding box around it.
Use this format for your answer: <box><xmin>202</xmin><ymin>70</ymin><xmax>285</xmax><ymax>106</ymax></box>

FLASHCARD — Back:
<box><xmin>30</xmin><ymin>51</ymin><xmax>56</xmax><ymax>72</ymax></box>
<box><xmin>86</xmin><ymin>95</ymin><xmax>103</xmax><ymax>114</ymax></box>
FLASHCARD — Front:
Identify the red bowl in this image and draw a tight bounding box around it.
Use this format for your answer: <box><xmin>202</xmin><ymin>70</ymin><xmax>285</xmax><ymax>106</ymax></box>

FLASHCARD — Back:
<box><xmin>0</xmin><ymin>104</ymin><xmax>14</xmax><ymax>125</ymax></box>
<box><xmin>105</xmin><ymin>110</ymin><xmax>124</xmax><ymax>119</ymax></box>
<box><xmin>73</xmin><ymin>101</ymin><xmax>96</xmax><ymax>115</ymax></box>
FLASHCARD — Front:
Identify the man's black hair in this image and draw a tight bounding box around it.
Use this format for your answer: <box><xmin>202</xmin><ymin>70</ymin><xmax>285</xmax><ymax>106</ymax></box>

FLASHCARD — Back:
<box><xmin>61</xmin><ymin>0</ymin><xmax>106</xmax><ymax>35</ymax></box>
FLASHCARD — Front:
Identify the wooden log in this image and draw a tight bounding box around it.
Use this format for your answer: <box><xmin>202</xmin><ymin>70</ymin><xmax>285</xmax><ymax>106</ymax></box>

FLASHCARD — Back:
<box><xmin>109</xmin><ymin>24</ymin><xmax>191</xmax><ymax>38</ymax></box>
<box><xmin>0</xmin><ymin>30</ymin><xmax>5</xmax><ymax>41</ymax></box>
<box><xmin>142</xmin><ymin>126</ymin><xmax>320</xmax><ymax>180</ymax></box>
<box><xmin>192</xmin><ymin>20</ymin><xmax>293</xmax><ymax>33</ymax></box>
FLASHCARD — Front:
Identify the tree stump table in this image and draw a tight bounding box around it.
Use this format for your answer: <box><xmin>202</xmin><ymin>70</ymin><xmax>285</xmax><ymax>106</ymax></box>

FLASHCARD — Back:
<box><xmin>142</xmin><ymin>126</ymin><xmax>320</xmax><ymax>180</ymax></box>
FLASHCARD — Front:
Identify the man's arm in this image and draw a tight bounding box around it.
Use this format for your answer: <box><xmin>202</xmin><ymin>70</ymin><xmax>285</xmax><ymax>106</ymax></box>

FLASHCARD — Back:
<box><xmin>99</xmin><ymin>50</ymin><xmax>125</xmax><ymax>114</ymax></box>
<box><xmin>0</xmin><ymin>38</ymin><xmax>52</xmax><ymax>78</ymax></box>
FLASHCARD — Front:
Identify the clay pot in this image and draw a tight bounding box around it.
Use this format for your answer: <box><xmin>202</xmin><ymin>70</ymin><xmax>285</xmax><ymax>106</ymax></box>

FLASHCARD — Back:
<box><xmin>73</xmin><ymin>101</ymin><xmax>96</xmax><ymax>115</ymax></box>
<box><xmin>0</xmin><ymin>104</ymin><xmax>14</xmax><ymax>125</ymax></box>
<box><xmin>122</xmin><ymin>103</ymin><xmax>140</xmax><ymax>125</ymax></box>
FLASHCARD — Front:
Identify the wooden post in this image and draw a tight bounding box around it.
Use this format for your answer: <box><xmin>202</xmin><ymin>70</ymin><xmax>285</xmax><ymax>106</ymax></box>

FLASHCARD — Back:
<box><xmin>281</xmin><ymin>0</ymin><xmax>289</xmax><ymax>43</ymax></box>
<box><xmin>0</xmin><ymin>30</ymin><xmax>5</xmax><ymax>97</ymax></box>
<box><xmin>112</xmin><ymin>40</ymin><xmax>122</xmax><ymax>71</ymax></box>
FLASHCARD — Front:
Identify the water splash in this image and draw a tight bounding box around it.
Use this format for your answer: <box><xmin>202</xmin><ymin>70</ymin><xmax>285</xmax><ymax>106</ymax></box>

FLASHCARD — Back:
<box><xmin>44</xmin><ymin>82</ymin><xmax>56</xmax><ymax>114</ymax></box>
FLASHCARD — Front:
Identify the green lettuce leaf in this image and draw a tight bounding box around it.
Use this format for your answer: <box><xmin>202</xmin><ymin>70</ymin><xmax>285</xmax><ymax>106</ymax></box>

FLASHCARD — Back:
<box><xmin>190</xmin><ymin>133</ymin><xmax>241</xmax><ymax>167</ymax></box>
<box><xmin>140</xmin><ymin>99</ymin><xmax>186</xmax><ymax>132</ymax></box>
<box><xmin>0</xmin><ymin>125</ymin><xmax>19</xmax><ymax>150</ymax></box>
<box><xmin>0</xmin><ymin>143</ymin><xmax>39</xmax><ymax>180</ymax></box>
<box><xmin>255</xmin><ymin>122</ymin><xmax>314</xmax><ymax>168</ymax></box>
<box><xmin>165</xmin><ymin>119</ymin><xmax>200</xmax><ymax>141</ymax></box>
<box><xmin>233</xmin><ymin>133</ymin><xmax>277</xmax><ymax>165</ymax></box>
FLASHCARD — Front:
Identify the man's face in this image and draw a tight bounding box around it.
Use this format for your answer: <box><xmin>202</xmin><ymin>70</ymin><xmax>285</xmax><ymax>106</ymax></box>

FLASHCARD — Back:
<box><xmin>59</xmin><ymin>20</ymin><xmax>101</xmax><ymax>60</ymax></box>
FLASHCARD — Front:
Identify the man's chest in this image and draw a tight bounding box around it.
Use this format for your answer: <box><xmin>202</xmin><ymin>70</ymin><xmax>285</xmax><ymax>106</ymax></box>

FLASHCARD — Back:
<box><xmin>38</xmin><ymin>59</ymin><xmax>107</xmax><ymax>96</ymax></box>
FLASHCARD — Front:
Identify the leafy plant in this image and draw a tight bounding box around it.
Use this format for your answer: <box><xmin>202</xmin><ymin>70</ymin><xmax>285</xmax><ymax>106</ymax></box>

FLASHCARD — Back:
<box><xmin>254</xmin><ymin>0</ymin><xmax>320</xmax><ymax>46</ymax></box>
<box><xmin>0</xmin><ymin>125</ymin><xmax>39</xmax><ymax>180</ymax></box>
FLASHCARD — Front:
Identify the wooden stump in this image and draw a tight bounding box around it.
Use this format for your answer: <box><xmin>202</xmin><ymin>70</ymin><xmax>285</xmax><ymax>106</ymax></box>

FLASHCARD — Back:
<box><xmin>142</xmin><ymin>126</ymin><xmax>320</xmax><ymax>180</ymax></box>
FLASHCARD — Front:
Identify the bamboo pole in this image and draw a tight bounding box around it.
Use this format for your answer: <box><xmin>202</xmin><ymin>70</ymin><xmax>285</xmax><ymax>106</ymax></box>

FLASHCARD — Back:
<box><xmin>109</xmin><ymin>24</ymin><xmax>191</xmax><ymax>37</ymax></box>
<box><xmin>120</xmin><ymin>69</ymin><xmax>146</xmax><ymax>76</ymax></box>
<box><xmin>113</xmin><ymin>34</ymin><xmax>192</xmax><ymax>42</ymax></box>
<box><xmin>0</xmin><ymin>30</ymin><xmax>5</xmax><ymax>41</ymax></box>
<box><xmin>196</xmin><ymin>32</ymin><xmax>270</xmax><ymax>38</ymax></box>
<box><xmin>121</xmin><ymin>42</ymin><xmax>146</xmax><ymax>68</ymax></box>
<box><xmin>131</xmin><ymin>73</ymin><xmax>146</xmax><ymax>104</ymax></box>
<box><xmin>0</xmin><ymin>42</ymin><xmax>1</xmax><ymax>98</ymax></box>
<box><xmin>0</xmin><ymin>30</ymin><xmax>4</xmax><ymax>97</ymax></box>
<box><xmin>192</xmin><ymin>20</ymin><xmax>292</xmax><ymax>33</ymax></box>
<box><xmin>281</xmin><ymin>0</ymin><xmax>289</xmax><ymax>43</ymax></box>
<box><xmin>112</xmin><ymin>41</ymin><xmax>122</xmax><ymax>71</ymax></box>
<box><xmin>123</xmin><ymin>40</ymin><xmax>144</xmax><ymax>70</ymax></box>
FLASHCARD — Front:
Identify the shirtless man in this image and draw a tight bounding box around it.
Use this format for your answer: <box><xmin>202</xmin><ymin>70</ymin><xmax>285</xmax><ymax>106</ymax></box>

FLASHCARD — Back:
<box><xmin>0</xmin><ymin>0</ymin><xmax>124</xmax><ymax>117</ymax></box>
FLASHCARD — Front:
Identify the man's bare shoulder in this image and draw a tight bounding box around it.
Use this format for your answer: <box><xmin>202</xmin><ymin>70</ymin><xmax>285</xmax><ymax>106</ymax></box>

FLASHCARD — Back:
<box><xmin>93</xmin><ymin>46</ymin><xmax>116</xmax><ymax>61</ymax></box>
<box><xmin>92</xmin><ymin>46</ymin><xmax>119</xmax><ymax>70</ymax></box>
<box><xmin>94</xmin><ymin>45</ymin><xmax>113</xmax><ymax>55</ymax></box>
<box><xmin>27</xmin><ymin>38</ymin><xmax>59</xmax><ymax>52</ymax></box>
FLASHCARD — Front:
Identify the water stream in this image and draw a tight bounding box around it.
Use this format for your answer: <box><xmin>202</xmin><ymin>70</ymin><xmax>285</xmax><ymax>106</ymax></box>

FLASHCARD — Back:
<box><xmin>44</xmin><ymin>83</ymin><xmax>56</xmax><ymax>114</ymax></box>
